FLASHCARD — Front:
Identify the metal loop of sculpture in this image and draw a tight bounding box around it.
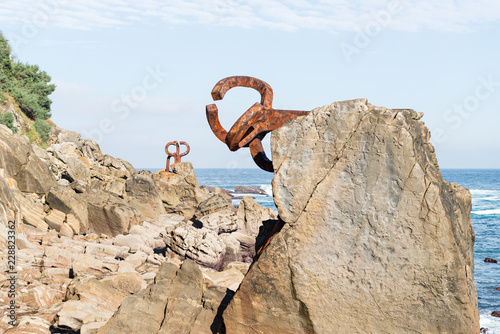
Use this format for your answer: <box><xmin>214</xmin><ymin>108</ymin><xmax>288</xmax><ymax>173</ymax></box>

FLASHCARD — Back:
<box><xmin>165</xmin><ymin>141</ymin><xmax>190</xmax><ymax>172</ymax></box>
<box><xmin>206</xmin><ymin>76</ymin><xmax>308</xmax><ymax>172</ymax></box>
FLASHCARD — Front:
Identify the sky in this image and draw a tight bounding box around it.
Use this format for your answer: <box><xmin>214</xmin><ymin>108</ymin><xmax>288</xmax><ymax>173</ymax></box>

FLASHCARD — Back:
<box><xmin>1</xmin><ymin>0</ymin><xmax>499</xmax><ymax>169</ymax></box>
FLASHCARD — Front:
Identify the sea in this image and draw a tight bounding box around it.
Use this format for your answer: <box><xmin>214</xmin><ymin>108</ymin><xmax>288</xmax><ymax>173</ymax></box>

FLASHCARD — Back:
<box><xmin>169</xmin><ymin>168</ymin><xmax>500</xmax><ymax>332</ymax></box>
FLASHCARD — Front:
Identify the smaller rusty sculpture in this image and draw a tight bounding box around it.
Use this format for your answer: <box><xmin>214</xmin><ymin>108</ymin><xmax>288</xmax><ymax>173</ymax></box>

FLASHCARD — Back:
<box><xmin>206</xmin><ymin>76</ymin><xmax>308</xmax><ymax>172</ymax></box>
<box><xmin>165</xmin><ymin>141</ymin><xmax>190</xmax><ymax>172</ymax></box>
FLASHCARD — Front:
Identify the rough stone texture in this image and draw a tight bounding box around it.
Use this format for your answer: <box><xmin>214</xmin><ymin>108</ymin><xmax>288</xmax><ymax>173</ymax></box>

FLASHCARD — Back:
<box><xmin>46</xmin><ymin>186</ymin><xmax>88</xmax><ymax>233</ymax></box>
<box><xmin>125</xmin><ymin>173</ymin><xmax>165</xmax><ymax>218</ymax></box>
<box><xmin>153</xmin><ymin>162</ymin><xmax>207</xmax><ymax>220</ymax></box>
<box><xmin>236</xmin><ymin>195</ymin><xmax>277</xmax><ymax>237</ymax></box>
<box><xmin>0</xmin><ymin>125</ymin><xmax>56</xmax><ymax>194</ymax></box>
<box><xmin>0</xmin><ymin>173</ymin><xmax>22</xmax><ymax>226</ymax></box>
<box><xmin>85</xmin><ymin>189</ymin><xmax>142</xmax><ymax>237</ymax></box>
<box><xmin>224</xmin><ymin>99</ymin><xmax>479</xmax><ymax>333</ymax></box>
<box><xmin>99</xmin><ymin>260</ymin><xmax>226</xmax><ymax>334</ymax></box>
<box><xmin>167</xmin><ymin>223</ymin><xmax>226</xmax><ymax>268</ymax></box>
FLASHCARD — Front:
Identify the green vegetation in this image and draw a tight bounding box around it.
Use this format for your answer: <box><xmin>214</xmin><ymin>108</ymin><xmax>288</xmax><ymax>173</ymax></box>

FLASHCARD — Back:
<box><xmin>34</xmin><ymin>118</ymin><xmax>50</xmax><ymax>141</ymax></box>
<box><xmin>0</xmin><ymin>32</ymin><xmax>56</xmax><ymax>143</ymax></box>
<box><xmin>0</xmin><ymin>112</ymin><xmax>17</xmax><ymax>133</ymax></box>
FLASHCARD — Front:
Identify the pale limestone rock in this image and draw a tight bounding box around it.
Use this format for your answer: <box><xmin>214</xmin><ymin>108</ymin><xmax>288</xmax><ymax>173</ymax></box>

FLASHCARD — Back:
<box><xmin>58</xmin><ymin>224</ymin><xmax>73</xmax><ymax>238</ymax></box>
<box><xmin>0</xmin><ymin>125</ymin><xmax>56</xmax><ymax>194</ymax></box>
<box><xmin>168</xmin><ymin>223</ymin><xmax>226</xmax><ymax>268</ymax></box>
<box><xmin>236</xmin><ymin>195</ymin><xmax>277</xmax><ymax>237</ymax></box>
<box><xmin>225</xmin><ymin>262</ymin><xmax>250</xmax><ymax>275</ymax></box>
<box><xmin>85</xmin><ymin>242</ymin><xmax>128</xmax><ymax>259</ymax></box>
<box><xmin>202</xmin><ymin>267</ymin><xmax>244</xmax><ymax>292</ymax></box>
<box><xmin>224</xmin><ymin>99</ymin><xmax>479</xmax><ymax>334</ymax></box>
<box><xmin>17</xmin><ymin>284</ymin><xmax>61</xmax><ymax>309</ymax></box>
<box><xmin>4</xmin><ymin>316</ymin><xmax>51</xmax><ymax>334</ymax></box>
<box><xmin>85</xmin><ymin>190</ymin><xmax>142</xmax><ymax>237</ymax></box>
<box><xmin>198</xmin><ymin>209</ymin><xmax>238</xmax><ymax>234</ymax></box>
<box><xmin>55</xmin><ymin>276</ymin><xmax>128</xmax><ymax>331</ymax></box>
<box><xmin>46</xmin><ymin>186</ymin><xmax>88</xmax><ymax>233</ymax></box>
<box><xmin>72</xmin><ymin>254</ymin><xmax>110</xmax><ymax>277</ymax></box>
<box><xmin>117</xmin><ymin>261</ymin><xmax>137</xmax><ymax>273</ymax></box>
<box><xmin>125</xmin><ymin>173</ymin><xmax>165</xmax><ymax>218</ymax></box>
<box><xmin>104</xmin><ymin>179</ymin><xmax>126</xmax><ymax>198</ymax></box>
<box><xmin>153</xmin><ymin>162</ymin><xmax>207</xmax><ymax>219</ymax></box>
<box><xmin>44</xmin><ymin>209</ymin><xmax>65</xmax><ymax>232</ymax></box>
<box><xmin>13</xmin><ymin>190</ymin><xmax>47</xmax><ymax>231</ymax></box>
<box><xmin>98</xmin><ymin>260</ymin><xmax>227</xmax><ymax>334</ymax></box>
<box><xmin>100</xmin><ymin>272</ymin><xmax>147</xmax><ymax>295</ymax></box>
<box><xmin>125</xmin><ymin>251</ymin><xmax>148</xmax><ymax>269</ymax></box>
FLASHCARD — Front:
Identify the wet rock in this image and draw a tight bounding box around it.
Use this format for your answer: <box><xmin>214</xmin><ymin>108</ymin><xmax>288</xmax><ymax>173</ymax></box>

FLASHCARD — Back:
<box><xmin>491</xmin><ymin>311</ymin><xmax>500</xmax><ymax>318</ymax></box>
<box><xmin>485</xmin><ymin>257</ymin><xmax>498</xmax><ymax>263</ymax></box>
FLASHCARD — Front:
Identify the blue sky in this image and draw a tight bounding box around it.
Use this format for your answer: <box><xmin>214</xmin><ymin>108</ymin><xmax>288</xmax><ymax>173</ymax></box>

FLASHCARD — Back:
<box><xmin>1</xmin><ymin>0</ymin><xmax>499</xmax><ymax>169</ymax></box>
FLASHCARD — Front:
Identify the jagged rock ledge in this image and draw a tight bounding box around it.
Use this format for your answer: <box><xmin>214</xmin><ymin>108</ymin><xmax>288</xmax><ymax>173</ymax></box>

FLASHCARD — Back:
<box><xmin>0</xmin><ymin>125</ymin><xmax>277</xmax><ymax>333</ymax></box>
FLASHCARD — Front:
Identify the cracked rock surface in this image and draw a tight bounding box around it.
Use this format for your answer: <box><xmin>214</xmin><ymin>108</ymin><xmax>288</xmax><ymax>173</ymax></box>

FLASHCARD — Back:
<box><xmin>223</xmin><ymin>99</ymin><xmax>479</xmax><ymax>333</ymax></box>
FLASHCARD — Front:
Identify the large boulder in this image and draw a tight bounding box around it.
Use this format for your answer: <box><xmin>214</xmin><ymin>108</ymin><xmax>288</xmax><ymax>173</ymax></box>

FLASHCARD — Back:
<box><xmin>98</xmin><ymin>259</ymin><xmax>228</xmax><ymax>334</ymax></box>
<box><xmin>0</xmin><ymin>125</ymin><xmax>56</xmax><ymax>194</ymax></box>
<box><xmin>125</xmin><ymin>173</ymin><xmax>165</xmax><ymax>218</ymax></box>
<box><xmin>153</xmin><ymin>162</ymin><xmax>206</xmax><ymax>220</ymax></box>
<box><xmin>223</xmin><ymin>99</ymin><xmax>479</xmax><ymax>333</ymax></box>
<box><xmin>85</xmin><ymin>190</ymin><xmax>142</xmax><ymax>237</ymax></box>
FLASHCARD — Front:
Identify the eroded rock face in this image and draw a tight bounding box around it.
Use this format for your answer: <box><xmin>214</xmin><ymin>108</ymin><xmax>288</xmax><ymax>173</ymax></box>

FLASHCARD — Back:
<box><xmin>224</xmin><ymin>99</ymin><xmax>479</xmax><ymax>333</ymax></box>
<box><xmin>153</xmin><ymin>162</ymin><xmax>207</xmax><ymax>220</ymax></box>
<box><xmin>236</xmin><ymin>196</ymin><xmax>277</xmax><ymax>237</ymax></box>
<box><xmin>0</xmin><ymin>125</ymin><xmax>56</xmax><ymax>194</ymax></box>
<box><xmin>98</xmin><ymin>260</ymin><xmax>228</xmax><ymax>334</ymax></box>
<box><xmin>125</xmin><ymin>173</ymin><xmax>165</xmax><ymax>218</ymax></box>
<box><xmin>86</xmin><ymin>190</ymin><xmax>142</xmax><ymax>237</ymax></box>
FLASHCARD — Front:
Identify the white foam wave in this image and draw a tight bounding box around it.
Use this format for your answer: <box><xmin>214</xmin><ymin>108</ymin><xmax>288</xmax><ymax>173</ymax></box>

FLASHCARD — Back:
<box><xmin>260</xmin><ymin>184</ymin><xmax>273</xmax><ymax>196</ymax></box>
<box><xmin>480</xmin><ymin>312</ymin><xmax>500</xmax><ymax>333</ymax></box>
<box><xmin>472</xmin><ymin>209</ymin><xmax>500</xmax><ymax>215</ymax></box>
<box><xmin>470</xmin><ymin>189</ymin><xmax>500</xmax><ymax>196</ymax></box>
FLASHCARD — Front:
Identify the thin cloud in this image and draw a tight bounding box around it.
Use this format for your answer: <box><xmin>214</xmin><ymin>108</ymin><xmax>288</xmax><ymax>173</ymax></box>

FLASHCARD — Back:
<box><xmin>0</xmin><ymin>0</ymin><xmax>499</xmax><ymax>33</ymax></box>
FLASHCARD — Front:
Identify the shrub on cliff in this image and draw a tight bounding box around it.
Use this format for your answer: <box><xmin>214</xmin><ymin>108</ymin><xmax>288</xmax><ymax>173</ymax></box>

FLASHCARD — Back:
<box><xmin>0</xmin><ymin>112</ymin><xmax>17</xmax><ymax>133</ymax></box>
<box><xmin>0</xmin><ymin>32</ymin><xmax>55</xmax><ymax>121</ymax></box>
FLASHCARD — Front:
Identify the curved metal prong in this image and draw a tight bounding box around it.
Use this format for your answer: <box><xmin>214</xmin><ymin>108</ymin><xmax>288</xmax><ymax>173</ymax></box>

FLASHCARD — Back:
<box><xmin>179</xmin><ymin>141</ymin><xmax>190</xmax><ymax>157</ymax></box>
<box><xmin>206</xmin><ymin>104</ymin><xmax>228</xmax><ymax>143</ymax></box>
<box><xmin>210</xmin><ymin>76</ymin><xmax>274</xmax><ymax>109</ymax></box>
<box><xmin>249</xmin><ymin>137</ymin><xmax>273</xmax><ymax>172</ymax></box>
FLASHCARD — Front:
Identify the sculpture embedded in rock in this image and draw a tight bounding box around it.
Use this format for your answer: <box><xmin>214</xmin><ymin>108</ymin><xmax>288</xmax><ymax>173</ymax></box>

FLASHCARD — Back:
<box><xmin>223</xmin><ymin>99</ymin><xmax>479</xmax><ymax>333</ymax></box>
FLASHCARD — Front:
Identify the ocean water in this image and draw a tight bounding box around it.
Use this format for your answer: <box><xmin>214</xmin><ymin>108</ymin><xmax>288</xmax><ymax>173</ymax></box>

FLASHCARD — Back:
<box><xmin>194</xmin><ymin>168</ymin><xmax>275</xmax><ymax>209</ymax></box>
<box><xmin>442</xmin><ymin>169</ymin><xmax>500</xmax><ymax>332</ymax></box>
<box><xmin>192</xmin><ymin>168</ymin><xmax>500</xmax><ymax>331</ymax></box>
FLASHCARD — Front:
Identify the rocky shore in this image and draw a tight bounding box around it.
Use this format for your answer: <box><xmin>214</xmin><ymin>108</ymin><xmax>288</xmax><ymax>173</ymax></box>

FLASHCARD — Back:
<box><xmin>0</xmin><ymin>98</ymin><xmax>480</xmax><ymax>333</ymax></box>
<box><xmin>0</xmin><ymin>124</ymin><xmax>276</xmax><ymax>333</ymax></box>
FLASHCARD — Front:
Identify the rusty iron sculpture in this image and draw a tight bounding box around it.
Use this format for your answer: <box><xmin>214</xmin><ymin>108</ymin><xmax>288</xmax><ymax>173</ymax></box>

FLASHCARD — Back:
<box><xmin>165</xmin><ymin>141</ymin><xmax>190</xmax><ymax>172</ymax></box>
<box><xmin>206</xmin><ymin>76</ymin><xmax>308</xmax><ymax>172</ymax></box>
